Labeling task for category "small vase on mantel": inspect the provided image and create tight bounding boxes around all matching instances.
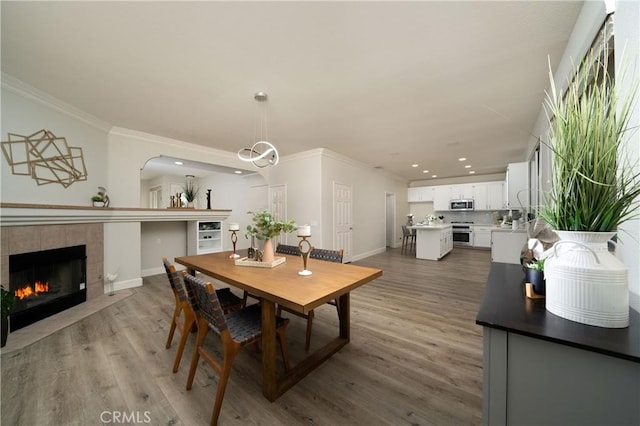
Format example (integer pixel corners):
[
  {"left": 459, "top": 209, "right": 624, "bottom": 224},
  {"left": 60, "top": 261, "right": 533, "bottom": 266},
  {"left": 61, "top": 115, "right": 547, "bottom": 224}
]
[
  {"left": 262, "top": 239, "right": 275, "bottom": 263},
  {"left": 545, "top": 231, "right": 629, "bottom": 328}
]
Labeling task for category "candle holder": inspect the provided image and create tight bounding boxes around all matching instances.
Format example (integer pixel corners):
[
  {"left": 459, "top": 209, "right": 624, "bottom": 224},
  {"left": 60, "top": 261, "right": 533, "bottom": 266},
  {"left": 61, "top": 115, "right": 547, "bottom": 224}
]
[
  {"left": 298, "top": 236, "right": 313, "bottom": 276},
  {"left": 229, "top": 230, "right": 240, "bottom": 259}
]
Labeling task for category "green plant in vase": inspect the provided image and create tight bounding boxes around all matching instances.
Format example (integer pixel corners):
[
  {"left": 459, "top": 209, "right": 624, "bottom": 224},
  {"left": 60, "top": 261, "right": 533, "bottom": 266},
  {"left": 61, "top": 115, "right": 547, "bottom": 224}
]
[
  {"left": 538, "top": 50, "right": 639, "bottom": 328},
  {"left": 182, "top": 176, "right": 200, "bottom": 208},
  {"left": 245, "top": 209, "right": 297, "bottom": 262}
]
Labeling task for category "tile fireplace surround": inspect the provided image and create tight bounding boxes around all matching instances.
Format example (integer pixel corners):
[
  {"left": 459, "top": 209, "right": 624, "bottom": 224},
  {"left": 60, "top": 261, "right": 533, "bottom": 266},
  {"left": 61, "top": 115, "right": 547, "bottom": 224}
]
[{"left": 1, "top": 223, "right": 104, "bottom": 301}]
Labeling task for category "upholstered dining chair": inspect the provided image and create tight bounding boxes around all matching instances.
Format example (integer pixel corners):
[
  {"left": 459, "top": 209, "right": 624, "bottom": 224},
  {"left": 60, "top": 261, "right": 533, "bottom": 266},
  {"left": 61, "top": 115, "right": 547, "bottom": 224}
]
[
  {"left": 401, "top": 225, "right": 416, "bottom": 254},
  {"left": 275, "top": 245, "right": 344, "bottom": 352},
  {"left": 162, "top": 257, "right": 242, "bottom": 373},
  {"left": 182, "top": 272, "right": 291, "bottom": 426}
]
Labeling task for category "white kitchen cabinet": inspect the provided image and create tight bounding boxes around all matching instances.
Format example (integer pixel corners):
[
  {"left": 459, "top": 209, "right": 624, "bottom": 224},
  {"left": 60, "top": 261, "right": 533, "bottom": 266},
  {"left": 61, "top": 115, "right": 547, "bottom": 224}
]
[
  {"left": 474, "top": 226, "right": 493, "bottom": 248},
  {"left": 408, "top": 186, "right": 433, "bottom": 202},
  {"left": 188, "top": 220, "right": 222, "bottom": 255},
  {"left": 474, "top": 183, "right": 489, "bottom": 210},
  {"left": 413, "top": 225, "right": 453, "bottom": 260},
  {"left": 449, "top": 184, "right": 474, "bottom": 200},
  {"left": 505, "top": 162, "right": 529, "bottom": 210},
  {"left": 491, "top": 229, "right": 528, "bottom": 264},
  {"left": 487, "top": 181, "right": 505, "bottom": 210},
  {"left": 433, "top": 186, "right": 450, "bottom": 211}
]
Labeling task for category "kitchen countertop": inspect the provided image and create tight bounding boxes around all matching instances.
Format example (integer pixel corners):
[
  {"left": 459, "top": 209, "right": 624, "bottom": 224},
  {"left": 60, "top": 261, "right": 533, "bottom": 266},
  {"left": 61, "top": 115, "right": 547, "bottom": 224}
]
[{"left": 408, "top": 224, "right": 452, "bottom": 230}]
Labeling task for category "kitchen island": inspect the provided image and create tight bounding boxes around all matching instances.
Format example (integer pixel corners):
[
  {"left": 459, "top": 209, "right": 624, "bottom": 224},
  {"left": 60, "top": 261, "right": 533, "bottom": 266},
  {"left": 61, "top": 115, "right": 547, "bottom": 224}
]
[{"left": 408, "top": 224, "right": 453, "bottom": 260}]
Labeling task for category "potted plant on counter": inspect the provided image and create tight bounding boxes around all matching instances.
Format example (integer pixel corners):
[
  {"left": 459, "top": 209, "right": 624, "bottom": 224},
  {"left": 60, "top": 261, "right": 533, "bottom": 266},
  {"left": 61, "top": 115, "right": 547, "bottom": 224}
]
[
  {"left": 539, "top": 50, "right": 640, "bottom": 328},
  {"left": 245, "top": 210, "right": 297, "bottom": 262},
  {"left": 524, "top": 259, "right": 545, "bottom": 295}
]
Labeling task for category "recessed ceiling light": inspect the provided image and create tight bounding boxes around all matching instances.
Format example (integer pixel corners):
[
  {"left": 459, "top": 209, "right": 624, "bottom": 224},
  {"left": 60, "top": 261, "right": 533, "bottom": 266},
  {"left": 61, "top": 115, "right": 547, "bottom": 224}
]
[
  {"left": 469, "top": 171, "right": 476, "bottom": 174},
  {"left": 422, "top": 170, "right": 429, "bottom": 173},
  {"left": 432, "top": 174, "right": 437, "bottom": 178},
  {"left": 174, "top": 161, "right": 183, "bottom": 165},
  {"left": 234, "top": 170, "right": 242, "bottom": 174},
  {"left": 458, "top": 157, "right": 466, "bottom": 162},
  {"left": 465, "top": 165, "right": 472, "bottom": 168},
  {"left": 411, "top": 164, "right": 419, "bottom": 168}
]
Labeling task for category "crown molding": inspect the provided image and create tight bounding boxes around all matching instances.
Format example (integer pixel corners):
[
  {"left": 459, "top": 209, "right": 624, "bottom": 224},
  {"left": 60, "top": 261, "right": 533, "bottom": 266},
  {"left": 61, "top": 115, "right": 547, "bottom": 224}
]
[{"left": 1, "top": 73, "right": 113, "bottom": 132}]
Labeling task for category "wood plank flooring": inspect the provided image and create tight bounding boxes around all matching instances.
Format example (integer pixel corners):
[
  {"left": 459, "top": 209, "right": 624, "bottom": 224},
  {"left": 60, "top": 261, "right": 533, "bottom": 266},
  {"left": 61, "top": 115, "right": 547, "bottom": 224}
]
[{"left": 1, "top": 247, "right": 491, "bottom": 425}]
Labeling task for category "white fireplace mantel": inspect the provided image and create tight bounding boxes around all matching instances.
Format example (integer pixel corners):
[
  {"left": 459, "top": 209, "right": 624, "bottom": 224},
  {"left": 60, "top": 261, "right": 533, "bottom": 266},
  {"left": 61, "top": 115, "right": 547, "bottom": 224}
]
[{"left": 0, "top": 203, "right": 232, "bottom": 226}]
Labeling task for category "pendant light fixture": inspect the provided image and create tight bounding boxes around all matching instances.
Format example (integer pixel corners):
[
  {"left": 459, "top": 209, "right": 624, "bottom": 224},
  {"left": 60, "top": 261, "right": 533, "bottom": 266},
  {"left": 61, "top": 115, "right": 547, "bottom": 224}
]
[{"left": 237, "top": 92, "right": 280, "bottom": 168}]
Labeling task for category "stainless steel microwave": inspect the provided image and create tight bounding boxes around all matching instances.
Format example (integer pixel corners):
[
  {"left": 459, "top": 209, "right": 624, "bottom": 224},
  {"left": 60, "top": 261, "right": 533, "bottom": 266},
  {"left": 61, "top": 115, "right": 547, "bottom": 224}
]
[{"left": 449, "top": 199, "right": 474, "bottom": 211}]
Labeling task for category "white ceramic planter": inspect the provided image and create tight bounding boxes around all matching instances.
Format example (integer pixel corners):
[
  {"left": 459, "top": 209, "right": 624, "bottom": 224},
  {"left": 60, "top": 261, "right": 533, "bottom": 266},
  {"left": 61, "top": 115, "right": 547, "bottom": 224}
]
[{"left": 545, "top": 231, "right": 629, "bottom": 328}]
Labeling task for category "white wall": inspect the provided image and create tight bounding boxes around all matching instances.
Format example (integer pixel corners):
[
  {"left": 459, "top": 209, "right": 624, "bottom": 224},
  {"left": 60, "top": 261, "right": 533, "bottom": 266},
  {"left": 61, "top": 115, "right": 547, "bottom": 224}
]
[
  {"left": 615, "top": 0, "right": 640, "bottom": 311},
  {"left": 140, "top": 221, "right": 187, "bottom": 276},
  {"left": 1, "top": 79, "right": 110, "bottom": 205},
  {"left": 267, "top": 149, "right": 323, "bottom": 247},
  {"left": 320, "top": 149, "right": 407, "bottom": 260}
]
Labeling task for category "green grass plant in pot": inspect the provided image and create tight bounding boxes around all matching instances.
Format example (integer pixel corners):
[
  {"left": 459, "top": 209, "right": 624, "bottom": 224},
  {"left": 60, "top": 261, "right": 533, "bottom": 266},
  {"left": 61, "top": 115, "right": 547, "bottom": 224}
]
[
  {"left": 1, "top": 285, "right": 15, "bottom": 347},
  {"left": 182, "top": 176, "right": 199, "bottom": 208},
  {"left": 245, "top": 210, "right": 297, "bottom": 263},
  {"left": 539, "top": 50, "right": 640, "bottom": 328}
]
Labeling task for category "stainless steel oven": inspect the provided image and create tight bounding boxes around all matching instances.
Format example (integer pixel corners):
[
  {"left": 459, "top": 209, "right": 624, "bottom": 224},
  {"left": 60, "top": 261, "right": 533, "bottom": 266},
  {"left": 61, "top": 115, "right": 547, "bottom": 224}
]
[{"left": 452, "top": 222, "right": 474, "bottom": 247}]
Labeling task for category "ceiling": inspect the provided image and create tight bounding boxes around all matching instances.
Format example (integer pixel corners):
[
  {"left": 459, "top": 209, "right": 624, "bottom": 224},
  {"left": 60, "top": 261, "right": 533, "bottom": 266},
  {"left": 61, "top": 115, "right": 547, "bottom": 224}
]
[{"left": 1, "top": 1, "right": 583, "bottom": 182}]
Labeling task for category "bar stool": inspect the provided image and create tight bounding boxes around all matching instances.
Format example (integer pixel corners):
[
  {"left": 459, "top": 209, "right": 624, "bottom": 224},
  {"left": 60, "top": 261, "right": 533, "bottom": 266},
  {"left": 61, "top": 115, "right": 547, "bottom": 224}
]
[{"left": 401, "top": 225, "right": 416, "bottom": 253}]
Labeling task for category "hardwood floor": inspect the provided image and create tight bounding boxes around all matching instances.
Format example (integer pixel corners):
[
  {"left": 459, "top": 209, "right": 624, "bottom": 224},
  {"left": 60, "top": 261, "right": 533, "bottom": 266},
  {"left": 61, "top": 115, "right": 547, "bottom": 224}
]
[{"left": 1, "top": 247, "right": 490, "bottom": 425}]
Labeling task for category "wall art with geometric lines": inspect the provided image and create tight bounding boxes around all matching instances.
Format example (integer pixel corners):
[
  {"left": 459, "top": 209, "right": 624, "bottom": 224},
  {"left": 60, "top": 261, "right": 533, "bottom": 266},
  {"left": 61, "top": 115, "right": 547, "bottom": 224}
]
[{"left": 1, "top": 129, "right": 87, "bottom": 187}]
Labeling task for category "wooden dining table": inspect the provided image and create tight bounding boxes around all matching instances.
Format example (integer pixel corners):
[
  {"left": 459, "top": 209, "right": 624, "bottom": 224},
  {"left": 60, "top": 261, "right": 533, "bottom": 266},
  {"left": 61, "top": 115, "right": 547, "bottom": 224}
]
[{"left": 174, "top": 250, "right": 383, "bottom": 401}]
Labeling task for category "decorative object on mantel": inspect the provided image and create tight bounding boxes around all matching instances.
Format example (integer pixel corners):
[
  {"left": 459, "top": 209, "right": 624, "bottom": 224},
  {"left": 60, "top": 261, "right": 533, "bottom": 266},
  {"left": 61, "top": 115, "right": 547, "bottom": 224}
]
[
  {"left": 237, "top": 92, "right": 280, "bottom": 168},
  {"left": 182, "top": 175, "right": 199, "bottom": 208},
  {"left": 206, "top": 189, "right": 212, "bottom": 210},
  {"left": 1, "top": 129, "right": 87, "bottom": 187},
  {"left": 229, "top": 223, "right": 240, "bottom": 259},
  {"left": 244, "top": 209, "right": 296, "bottom": 263},
  {"left": 1, "top": 284, "right": 15, "bottom": 348},
  {"left": 297, "top": 225, "right": 313, "bottom": 276},
  {"left": 539, "top": 50, "right": 640, "bottom": 328},
  {"left": 91, "top": 186, "right": 110, "bottom": 207}
]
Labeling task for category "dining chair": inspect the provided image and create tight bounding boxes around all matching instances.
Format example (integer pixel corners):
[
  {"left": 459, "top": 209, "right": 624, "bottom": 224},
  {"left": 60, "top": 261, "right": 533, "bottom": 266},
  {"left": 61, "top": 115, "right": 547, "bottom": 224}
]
[
  {"left": 401, "top": 225, "right": 416, "bottom": 254},
  {"left": 276, "top": 246, "right": 344, "bottom": 352},
  {"left": 162, "top": 257, "right": 242, "bottom": 373},
  {"left": 182, "top": 272, "right": 291, "bottom": 426}
]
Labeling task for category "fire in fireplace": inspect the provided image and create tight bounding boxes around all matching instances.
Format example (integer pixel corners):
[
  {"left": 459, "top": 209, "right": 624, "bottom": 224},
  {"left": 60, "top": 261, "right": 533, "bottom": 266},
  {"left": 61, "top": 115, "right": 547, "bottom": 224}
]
[{"left": 9, "top": 245, "right": 87, "bottom": 331}]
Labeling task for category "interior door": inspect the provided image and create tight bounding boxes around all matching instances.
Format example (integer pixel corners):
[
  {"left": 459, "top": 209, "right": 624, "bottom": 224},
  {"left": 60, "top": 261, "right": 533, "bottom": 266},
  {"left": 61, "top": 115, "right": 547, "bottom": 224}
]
[
  {"left": 334, "top": 182, "right": 353, "bottom": 263},
  {"left": 269, "top": 184, "right": 287, "bottom": 246}
]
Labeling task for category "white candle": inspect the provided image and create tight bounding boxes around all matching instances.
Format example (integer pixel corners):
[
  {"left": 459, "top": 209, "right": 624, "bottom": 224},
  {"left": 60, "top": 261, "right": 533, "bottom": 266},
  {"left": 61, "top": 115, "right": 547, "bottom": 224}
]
[
  {"left": 229, "top": 223, "right": 240, "bottom": 231},
  {"left": 297, "top": 225, "right": 311, "bottom": 237}
]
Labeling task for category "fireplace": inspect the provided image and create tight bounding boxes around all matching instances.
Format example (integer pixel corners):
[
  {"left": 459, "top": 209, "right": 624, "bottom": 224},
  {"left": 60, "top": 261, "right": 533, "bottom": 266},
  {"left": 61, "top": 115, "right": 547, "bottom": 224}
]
[{"left": 9, "top": 245, "right": 87, "bottom": 332}]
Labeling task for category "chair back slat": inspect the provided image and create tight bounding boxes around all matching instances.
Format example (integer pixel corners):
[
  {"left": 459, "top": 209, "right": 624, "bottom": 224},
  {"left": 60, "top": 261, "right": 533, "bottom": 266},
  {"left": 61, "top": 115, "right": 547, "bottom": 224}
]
[
  {"left": 162, "top": 257, "right": 187, "bottom": 302},
  {"left": 401, "top": 225, "right": 411, "bottom": 237},
  {"left": 276, "top": 244, "right": 301, "bottom": 256},
  {"left": 309, "top": 248, "right": 344, "bottom": 263},
  {"left": 183, "top": 273, "right": 228, "bottom": 333}
]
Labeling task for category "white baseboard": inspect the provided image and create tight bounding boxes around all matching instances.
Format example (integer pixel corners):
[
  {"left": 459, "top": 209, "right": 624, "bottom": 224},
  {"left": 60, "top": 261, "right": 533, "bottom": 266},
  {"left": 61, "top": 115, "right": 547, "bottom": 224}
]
[
  {"left": 103, "top": 277, "right": 142, "bottom": 294},
  {"left": 351, "top": 247, "right": 387, "bottom": 262},
  {"left": 141, "top": 266, "right": 165, "bottom": 277}
]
